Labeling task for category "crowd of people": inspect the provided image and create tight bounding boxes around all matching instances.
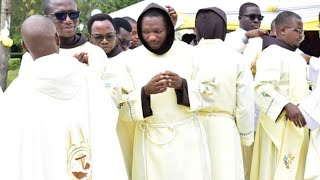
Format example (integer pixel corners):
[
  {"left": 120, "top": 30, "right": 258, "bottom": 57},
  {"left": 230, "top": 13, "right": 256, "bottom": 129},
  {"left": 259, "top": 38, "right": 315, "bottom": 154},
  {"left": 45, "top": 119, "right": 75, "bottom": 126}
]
[{"left": 0, "top": 0, "right": 319, "bottom": 179}]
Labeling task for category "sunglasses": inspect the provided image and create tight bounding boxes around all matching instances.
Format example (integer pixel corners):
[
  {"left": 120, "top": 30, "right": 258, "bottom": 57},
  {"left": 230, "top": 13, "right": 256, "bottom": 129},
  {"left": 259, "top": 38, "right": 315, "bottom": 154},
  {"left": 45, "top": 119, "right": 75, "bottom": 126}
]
[
  {"left": 49, "top": 11, "right": 80, "bottom": 21},
  {"left": 242, "top": 14, "right": 264, "bottom": 21},
  {"left": 286, "top": 27, "right": 304, "bottom": 34},
  {"left": 91, "top": 33, "right": 116, "bottom": 42},
  {"left": 118, "top": 36, "right": 133, "bottom": 48}
]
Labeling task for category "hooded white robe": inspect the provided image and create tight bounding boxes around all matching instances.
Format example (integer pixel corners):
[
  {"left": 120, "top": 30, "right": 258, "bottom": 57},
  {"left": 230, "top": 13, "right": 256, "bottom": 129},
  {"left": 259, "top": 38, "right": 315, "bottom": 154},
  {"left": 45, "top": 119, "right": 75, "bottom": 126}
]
[{"left": 0, "top": 53, "right": 126, "bottom": 180}]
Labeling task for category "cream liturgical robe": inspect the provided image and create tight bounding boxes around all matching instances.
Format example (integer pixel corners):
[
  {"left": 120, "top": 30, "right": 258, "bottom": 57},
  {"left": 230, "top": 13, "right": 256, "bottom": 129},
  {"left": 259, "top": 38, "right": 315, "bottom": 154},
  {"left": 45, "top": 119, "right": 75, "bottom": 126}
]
[
  {"left": 116, "top": 41, "right": 211, "bottom": 180},
  {"left": 300, "top": 58, "right": 320, "bottom": 180},
  {"left": 19, "top": 42, "right": 107, "bottom": 78},
  {"left": 252, "top": 45, "right": 310, "bottom": 180},
  {"left": 0, "top": 54, "right": 127, "bottom": 180},
  {"left": 188, "top": 39, "right": 254, "bottom": 180}
]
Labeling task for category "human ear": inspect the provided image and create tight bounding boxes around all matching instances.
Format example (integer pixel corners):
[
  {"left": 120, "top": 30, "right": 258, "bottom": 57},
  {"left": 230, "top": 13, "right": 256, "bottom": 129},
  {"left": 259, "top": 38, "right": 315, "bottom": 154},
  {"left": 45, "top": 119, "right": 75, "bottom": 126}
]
[
  {"left": 22, "top": 41, "right": 29, "bottom": 52},
  {"left": 55, "top": 32, "right": 60, "bottom": 47}
]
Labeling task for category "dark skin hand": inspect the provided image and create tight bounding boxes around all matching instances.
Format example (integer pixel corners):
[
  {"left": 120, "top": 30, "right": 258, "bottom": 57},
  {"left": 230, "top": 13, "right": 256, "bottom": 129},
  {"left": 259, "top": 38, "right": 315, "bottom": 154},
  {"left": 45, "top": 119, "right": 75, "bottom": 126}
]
[
  {"left": 74, "top": 52, "right": 88, "bottom": 65},
  {"left": 166, "top": 5, "right": 178, "bottom": 27},
  {"left": 284, "top": 102, "right": 306, "bottom": 128},
  {"left": 143, "top": 71, "right": 183, "bottom": 96},
  {"left": 245, "top": 29, "right": 269, "bottom": 39},
  {"left": 162, "top": 70, "right": 183, "bottom": 90}
]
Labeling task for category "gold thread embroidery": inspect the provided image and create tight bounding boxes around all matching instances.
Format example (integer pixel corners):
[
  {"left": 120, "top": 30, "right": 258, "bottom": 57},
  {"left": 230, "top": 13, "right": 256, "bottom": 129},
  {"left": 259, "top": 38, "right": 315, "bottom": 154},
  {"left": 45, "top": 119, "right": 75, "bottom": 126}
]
[{"left": 67, "top": 129, "right": 92, "bottom": 180}]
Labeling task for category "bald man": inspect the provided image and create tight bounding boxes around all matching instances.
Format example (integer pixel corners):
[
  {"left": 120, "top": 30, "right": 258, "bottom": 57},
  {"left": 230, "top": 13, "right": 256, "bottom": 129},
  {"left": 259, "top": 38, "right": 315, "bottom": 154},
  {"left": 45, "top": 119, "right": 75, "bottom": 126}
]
[
  {"left": 0, "top": 15, "right": 126, "bottom": 180},
  {"left": 19, "top": 0, "right": 107, "bottom": 79}
]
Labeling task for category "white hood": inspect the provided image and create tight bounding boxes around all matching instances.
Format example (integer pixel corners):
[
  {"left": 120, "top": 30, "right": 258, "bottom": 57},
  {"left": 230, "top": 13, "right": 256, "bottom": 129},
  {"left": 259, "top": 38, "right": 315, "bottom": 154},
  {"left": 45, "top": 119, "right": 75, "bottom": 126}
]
[{"left": 32, "top": 53, "right": 87, "bottom": 100}]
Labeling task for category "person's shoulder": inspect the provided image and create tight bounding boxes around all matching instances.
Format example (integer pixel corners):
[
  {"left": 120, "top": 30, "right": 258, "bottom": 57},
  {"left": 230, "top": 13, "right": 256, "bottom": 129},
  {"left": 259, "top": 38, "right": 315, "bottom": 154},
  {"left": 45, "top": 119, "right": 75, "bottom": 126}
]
[{"left": 83, "top": 42, "right": 107, "bottom": 54}]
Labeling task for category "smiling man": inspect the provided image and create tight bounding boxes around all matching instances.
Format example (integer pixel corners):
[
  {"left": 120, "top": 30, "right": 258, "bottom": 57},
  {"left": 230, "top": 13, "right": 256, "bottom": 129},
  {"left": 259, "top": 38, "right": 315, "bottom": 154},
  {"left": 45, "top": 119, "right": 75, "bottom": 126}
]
[{"left": 19, "top": 0, "right": 107, "bottom": 78}]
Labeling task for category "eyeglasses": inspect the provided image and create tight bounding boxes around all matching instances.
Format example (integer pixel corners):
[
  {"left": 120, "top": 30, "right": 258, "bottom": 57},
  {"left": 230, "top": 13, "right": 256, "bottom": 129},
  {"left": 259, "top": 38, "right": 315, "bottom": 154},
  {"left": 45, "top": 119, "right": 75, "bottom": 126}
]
[
  {"left": 91, "top": 33, "right": 116, "bottom": 42},
  {"left": 49, "top": 11, "right": 80, "bottom": 21},
  {"left": 242, "top": 14, "right": 264, "bottom": 21},
  {"left": 286, "top": 27, "right": 304, "bottom": 34},
  {"left": 117, "top": 36, "right": 133, "bottom": 48}
]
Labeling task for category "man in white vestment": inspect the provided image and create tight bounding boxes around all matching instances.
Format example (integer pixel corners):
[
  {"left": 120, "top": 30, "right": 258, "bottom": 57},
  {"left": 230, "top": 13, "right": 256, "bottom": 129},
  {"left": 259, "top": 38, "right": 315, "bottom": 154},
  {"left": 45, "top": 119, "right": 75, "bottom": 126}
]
[
  {"left": 109, "top": 3, "right": 211, "bottom": 180},
  {"left": 189, "top": 7, "right": 254, "bottom": 180},
  {"left": 0, "top": 15, "right": 126, "bottom": 180},
  {"left": 225, "top": 3, "right": 267, "bottom": 179},
  {"left": 19, "top": 0, "right": 107, "bottom": 78},
  {"left": 251, "top": 11, "right": 310, "bottom": 180}
]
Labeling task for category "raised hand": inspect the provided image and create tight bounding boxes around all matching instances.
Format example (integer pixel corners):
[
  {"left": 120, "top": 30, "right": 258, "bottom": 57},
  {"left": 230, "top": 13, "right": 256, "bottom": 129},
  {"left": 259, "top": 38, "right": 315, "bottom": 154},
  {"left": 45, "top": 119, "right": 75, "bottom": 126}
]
[
  {"left": 245, "top": 29, "right": 269, "bottom": 39},
  {"left": 166, "top": 5, "right": 178, "bottom": 27},
  {"left": 74, "top": 52, "right": 88, "bottom": 65}
]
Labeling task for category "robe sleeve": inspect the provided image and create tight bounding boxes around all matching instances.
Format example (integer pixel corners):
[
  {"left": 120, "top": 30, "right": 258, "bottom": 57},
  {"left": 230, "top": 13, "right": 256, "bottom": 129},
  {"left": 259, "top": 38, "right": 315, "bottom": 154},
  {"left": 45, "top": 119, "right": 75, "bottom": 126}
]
[
  {"left": 236, "top": 61, "right": 255, "bottom": 146},
  {"left": 118, "top": 89, "right": 145, "bottom": 121},
  {"left": 87, "top": 44, "right": 108, "bottom": 79},
  {"left": 225, "top": 30, "right": 247, "bottom": 54},
  {"left": 175, "top": 78, "right": 190, "bottom": 107},
  {"left": 187, "top": 78, "right": 217, "bottom": 112},
  {"left": 254, "top": 47, "right": 290, "bottom": 122},
  {"left": 299, "top": 83, "right": 320, "bottom": 126},
  {"left": 308, "top": 57, "right": 320, "bottom": 89},
  {"left": 141, "top": 87, "right": 153, "bottom": 118},
  {"left": 186, "top": 55, "right": 221, "bottom": 111}
]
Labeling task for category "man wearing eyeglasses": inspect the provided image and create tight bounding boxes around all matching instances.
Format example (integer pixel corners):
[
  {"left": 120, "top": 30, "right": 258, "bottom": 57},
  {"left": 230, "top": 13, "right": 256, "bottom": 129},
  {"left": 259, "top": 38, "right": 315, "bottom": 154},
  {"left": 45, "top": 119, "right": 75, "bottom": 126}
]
[
  {"left": 19, "top": 0, "right": 107, "bottom": 78},
  {"left": 114, "top": 17, "right": 133, "bottom": 51},
  {"left": 251, "top": 11, "right": 311, "bottom": 180},
  {"left": 123, "top": 16, "right": 141, "bottom": 49},
  {"left": 88, "top": 13, "right": 124, "bottom": 59}
]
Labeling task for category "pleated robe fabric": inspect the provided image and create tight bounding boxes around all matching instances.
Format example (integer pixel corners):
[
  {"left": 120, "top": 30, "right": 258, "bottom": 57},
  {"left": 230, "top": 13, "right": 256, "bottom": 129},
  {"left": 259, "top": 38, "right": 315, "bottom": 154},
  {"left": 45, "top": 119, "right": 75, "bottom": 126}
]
[
  {"left": 116, "top": 41, "right": 211, "bottom": 180},
  {"left": 0, "top": 54, "right": 127, "bottom": 180},
  {"left": 251, "top": 45, "right": 310, "bottom": 180},
  {"left": 188, "top": 39, "right": 254, "bottom": 180}
]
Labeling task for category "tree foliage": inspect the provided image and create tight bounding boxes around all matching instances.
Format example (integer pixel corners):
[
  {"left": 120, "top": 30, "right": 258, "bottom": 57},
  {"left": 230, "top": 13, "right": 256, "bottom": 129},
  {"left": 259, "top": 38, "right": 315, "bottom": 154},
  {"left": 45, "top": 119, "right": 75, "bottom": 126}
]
[{"left": 9, "top": 0, "right": 143, "bottom": 51}]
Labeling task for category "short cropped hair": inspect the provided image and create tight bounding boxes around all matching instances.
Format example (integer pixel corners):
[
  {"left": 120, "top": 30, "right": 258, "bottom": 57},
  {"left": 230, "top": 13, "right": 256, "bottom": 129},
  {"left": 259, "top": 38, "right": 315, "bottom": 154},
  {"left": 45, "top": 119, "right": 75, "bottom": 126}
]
[
  {"left": 123, "top": 16, "right": 137, "bottom": 24},
  {"left": 274, "top": 11, "right": 301, "bottom": 29},
  {"left": 87, "top": 13, "right": 114, "bottom": 34},
  {"left": 239, "top": 2, "right": 259, "bottom": 16},
  {"left": 42, "top": 0, "right": 77, "bottom": 14},
  {"left": 113, "top": 18, "right": 132, "bottom": 33}
]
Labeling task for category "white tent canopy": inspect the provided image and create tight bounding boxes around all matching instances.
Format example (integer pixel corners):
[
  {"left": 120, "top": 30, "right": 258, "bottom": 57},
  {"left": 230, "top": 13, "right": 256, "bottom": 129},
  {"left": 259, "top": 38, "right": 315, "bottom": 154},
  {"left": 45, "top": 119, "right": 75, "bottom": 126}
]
[{"left": 109, "top": 0, "right": 320, "bottom": 30}]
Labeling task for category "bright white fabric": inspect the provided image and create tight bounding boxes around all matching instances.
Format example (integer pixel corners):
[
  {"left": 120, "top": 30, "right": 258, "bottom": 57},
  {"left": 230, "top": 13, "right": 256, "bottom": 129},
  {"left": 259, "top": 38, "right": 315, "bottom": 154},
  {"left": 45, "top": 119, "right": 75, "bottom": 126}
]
[
  {"left": 0, "top": 53, "right": 126, "bottom": 180},
  {"left": 189, "top": 39, "right": 254, "bottom": 180},
  {"left": 18, "top": 42, "right": 107, "bottom": 79}
]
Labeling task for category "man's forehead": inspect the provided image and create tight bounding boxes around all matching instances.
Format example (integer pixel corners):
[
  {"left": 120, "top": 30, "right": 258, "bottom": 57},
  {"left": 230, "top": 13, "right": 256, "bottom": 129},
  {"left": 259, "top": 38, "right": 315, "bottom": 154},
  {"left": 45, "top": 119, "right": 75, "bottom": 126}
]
[
  {"left": 47, "top": 0, "right": 77, "bottom": 12},
  {"left": 244, "top": 6, "right": 261, "bottom": 14}
]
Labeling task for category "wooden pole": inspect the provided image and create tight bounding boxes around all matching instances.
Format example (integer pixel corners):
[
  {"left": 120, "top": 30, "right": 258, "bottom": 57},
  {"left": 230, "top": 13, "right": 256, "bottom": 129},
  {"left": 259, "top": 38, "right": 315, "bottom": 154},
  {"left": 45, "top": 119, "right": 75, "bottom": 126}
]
[{"left": 0, "top": 0, "right": 11, "bottom": 91}]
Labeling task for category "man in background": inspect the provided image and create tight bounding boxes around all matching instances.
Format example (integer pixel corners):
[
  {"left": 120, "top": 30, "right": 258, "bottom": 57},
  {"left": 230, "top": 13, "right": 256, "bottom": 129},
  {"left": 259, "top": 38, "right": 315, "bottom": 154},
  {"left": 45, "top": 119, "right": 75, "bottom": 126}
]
[
  {"left": 19, "top": 0, "right": 107, "bottom": 78},
  {"left": 88, "top": 13, "right": 124, "bottom": 58},
  {"left": 114, "top": 17, "right": 133, "bottom": 51},
  {"left": 123, "top": 16, "right": 140, "bottom": 49}
]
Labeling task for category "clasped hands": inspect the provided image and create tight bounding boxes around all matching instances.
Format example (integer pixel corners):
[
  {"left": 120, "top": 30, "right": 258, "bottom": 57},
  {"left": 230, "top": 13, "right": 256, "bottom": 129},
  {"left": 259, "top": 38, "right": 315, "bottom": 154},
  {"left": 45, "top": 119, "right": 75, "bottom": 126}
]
[{"left": 143, "top": 71, "right": 183, "bottom": 96}]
